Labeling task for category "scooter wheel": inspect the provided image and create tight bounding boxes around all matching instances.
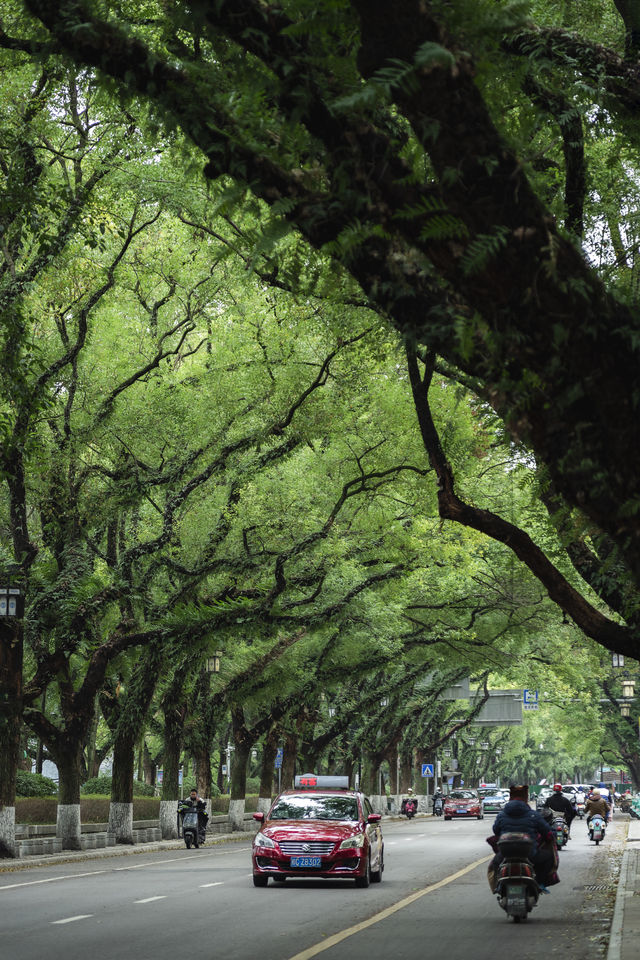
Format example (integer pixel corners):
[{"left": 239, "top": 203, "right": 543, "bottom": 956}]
[{"left": 185, "top": 837, "right": 192, "bottom": 849}]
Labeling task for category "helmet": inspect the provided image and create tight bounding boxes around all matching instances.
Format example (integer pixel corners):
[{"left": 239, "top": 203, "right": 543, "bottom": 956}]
[
  {"left": 553, "top": 783, "right": 562, "bottom": 792},
  {"left": 407, "top": 787, "right": 413, "bottom": 794}
]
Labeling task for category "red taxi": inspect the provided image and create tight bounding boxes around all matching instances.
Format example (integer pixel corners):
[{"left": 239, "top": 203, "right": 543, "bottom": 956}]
[
  {"left": 252, "top": 774, "right": 384, "bottom": 888},
  {"left": 443, "top": 789, "right": 483, "bottom": 820}
]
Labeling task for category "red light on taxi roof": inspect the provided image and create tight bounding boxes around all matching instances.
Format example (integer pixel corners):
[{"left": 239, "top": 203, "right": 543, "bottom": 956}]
[{"left": 294, "top": 774, "right": 350, "bottom": 790}]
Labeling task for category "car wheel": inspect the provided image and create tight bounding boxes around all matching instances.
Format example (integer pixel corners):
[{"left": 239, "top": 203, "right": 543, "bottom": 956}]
[
  {"left": 477, "top": 814, "right": 484, "bottom": 820},
  {"left": 444, "top": 816, "right": 452, "bottom": 821},
  {"left": 371, "top": 849, "right": 383, "bottom": 883},
  {"left": 355, "top": 855, "right": 371, "bottom": 888},
  {"left": 253, "top": 874, "right": 269, "bottom": 887}
]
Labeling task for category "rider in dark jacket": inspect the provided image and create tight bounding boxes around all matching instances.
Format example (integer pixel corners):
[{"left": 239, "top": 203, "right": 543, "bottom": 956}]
[
  {"left": 543, "top": 784, "right": 576, "bottom": 829},
  {"left": 179, "top": 789, "right": 209, "bottom": 841},
  {"left": 491, "top": 784, "right": 558, "bottom": 889}
]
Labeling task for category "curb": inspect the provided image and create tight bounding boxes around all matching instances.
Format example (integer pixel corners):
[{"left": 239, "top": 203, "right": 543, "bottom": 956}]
[{"left": 0, "top": 832, "right": 251, "bottom": 874}]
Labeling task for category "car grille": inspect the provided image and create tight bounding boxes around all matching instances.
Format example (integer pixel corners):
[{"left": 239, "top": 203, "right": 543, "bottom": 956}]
[{"left": 278, "top": 841, "right": 336, "bottom": 856}]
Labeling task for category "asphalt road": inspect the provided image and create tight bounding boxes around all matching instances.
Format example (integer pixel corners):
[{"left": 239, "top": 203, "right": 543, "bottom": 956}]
[{"left": 0, "top": 816, "right": 625, "bottom": 960}]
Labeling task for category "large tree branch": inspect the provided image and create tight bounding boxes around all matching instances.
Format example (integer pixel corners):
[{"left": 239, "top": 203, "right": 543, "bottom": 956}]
[{"left": 405, "top": 341, "right": 637, "bottom": 656}]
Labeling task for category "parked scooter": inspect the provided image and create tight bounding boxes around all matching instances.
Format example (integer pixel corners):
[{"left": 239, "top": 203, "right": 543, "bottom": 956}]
[
  {"left": 494, "top": 832, "right": 540, "bottom": 923},
  {"left": 178, "top": 799, "right": 207, "bottom": 849},
  {"left": 401, "top": 796, "right": 417, "bottom": 819},
  {"left": 588, "top": 814, "right": 606, "bottom": 845}
]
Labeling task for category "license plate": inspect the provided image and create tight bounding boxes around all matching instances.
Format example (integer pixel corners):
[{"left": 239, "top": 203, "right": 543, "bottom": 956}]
[
  {"left": 506, "top": 883, "right": 526, "bottom": 906},
  {"left": 457, "top": 808, "right": 467, "bottom": 813},
  {"left": 290, "top": 856, "right": 322, "bottom": 868}
]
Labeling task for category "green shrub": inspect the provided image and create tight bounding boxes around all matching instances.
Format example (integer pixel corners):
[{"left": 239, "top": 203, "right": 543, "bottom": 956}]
[
  {"left": 16, "top": 797, "right": 58, "bottom": 823},
  {"left": 80, "top": 775, "right": 155, "bottom": 797},
  {"left": 16, "top": 795, "right": 162, "bottom": 824},
  {"left": 81, "top": 775, "right": 113, "bottom": 795},
  {"left": 16, "top": 771, "right": 58, "bottom": 797}
]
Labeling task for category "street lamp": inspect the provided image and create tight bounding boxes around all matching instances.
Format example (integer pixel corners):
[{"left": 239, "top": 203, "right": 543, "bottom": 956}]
[
  {"left": 622, "top": 679, "right": 636, "bottom": 699},
  {"left": 0, "top": 565, "right": 24, "bottom": 619},
  {"left": 205, "top": 650, "right": 223, "bottom": 673}
]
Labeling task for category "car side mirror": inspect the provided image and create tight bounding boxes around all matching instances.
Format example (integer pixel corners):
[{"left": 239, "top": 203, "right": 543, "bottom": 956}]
[
  {"left": 252, "top": 811, "right": 265, "bottom": 822},
  {"left": 367, "top": 813, "right": 382, "bottom": 824}
]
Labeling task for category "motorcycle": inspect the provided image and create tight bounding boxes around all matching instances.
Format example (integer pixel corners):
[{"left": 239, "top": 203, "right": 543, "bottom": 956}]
[
  {"left": 576, "top": 800, "right": 586, "bottom": 819},
  {"left": 433, "top": 796, "right": 444, "bottom": 817},
  {"left": 588, "top": 814, "right": 606, "bottom": 845},
  {"left": 401, "top": 797, "right": 417, "bottom": 819},
  {"left": 178, "top": 799, "right": 207, "bottom": 849},
  {"left": 494, "top": 832, "right": 539, "bottom": 923},
  {"left": 553, "top": 815, "right": 569, "bottom": 849}
]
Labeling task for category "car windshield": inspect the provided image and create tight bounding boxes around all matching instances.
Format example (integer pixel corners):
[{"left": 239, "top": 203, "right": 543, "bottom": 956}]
[
  {"left": 449, "top": 791, "right": 476, "bottom": 800},
  {"left": 482, "top": 790, "right": 502, "bottom": 798},
  {"left": 269, "top": 795, "right": 360, "bottom": 821}
]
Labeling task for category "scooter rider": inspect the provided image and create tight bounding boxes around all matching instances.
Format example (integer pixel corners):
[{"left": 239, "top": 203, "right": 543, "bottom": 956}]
[
  {"left": 543, "top": 783, "right": 576, "bottom": 834},
  {"left": 491, "top": 784, "right": 558, "bottom": 890},
  {"left": 180, "top": 788, "right": 209, "bottom": 842},
  {"left": 584, "top": 788, "right": 610, "bottom": 825},
  {"left": 432, "top": 788, "right": 444, "bottom": 815},
  {"left": 401, "top": 787, "right": 417, "bottom": 815}
]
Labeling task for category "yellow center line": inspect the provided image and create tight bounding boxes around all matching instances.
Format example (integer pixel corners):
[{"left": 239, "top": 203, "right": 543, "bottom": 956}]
[{"left": 287, "top": 855, "right": 492, "bottom": 960}]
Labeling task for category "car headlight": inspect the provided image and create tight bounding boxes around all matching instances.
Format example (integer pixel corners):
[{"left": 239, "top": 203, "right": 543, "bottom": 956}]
[
  {"left": 253, "top": 832, "right": 276, "bottom": 849},
  {"left": 339, "top": 833, "right": 366, "bottom": 850}
]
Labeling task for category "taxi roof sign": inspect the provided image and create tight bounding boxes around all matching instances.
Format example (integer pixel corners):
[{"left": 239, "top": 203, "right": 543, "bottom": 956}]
[{"left": 294, "top": 774, "right": 350, "bottom": 790}]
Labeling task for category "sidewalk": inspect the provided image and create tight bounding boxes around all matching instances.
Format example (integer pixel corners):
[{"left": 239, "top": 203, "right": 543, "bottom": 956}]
[{"left": 608, "top": 817, "right": 640, "bottom": 960}]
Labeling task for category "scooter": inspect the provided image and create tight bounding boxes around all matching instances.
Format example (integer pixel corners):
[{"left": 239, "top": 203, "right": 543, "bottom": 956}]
[
  {"left": 576, "top": 800, "right": 586, "bottom": 819},
  {"left": 402, "top": 797, "right": 417, "bottom": 819},
  {"left": 553, "top": 815, "right": 569, "bottom": 849},
  {"left": 178, "top": 800, "right": 207, "bottom": 849},
  {"left": 494, "top": 832, "right": 539, "bottom": 923},
  {"left": 433, "top": 795, "right": 444, "bottom": 817},
  {"left": 588, "top": 814, "right": 606, "bottom": 845}
]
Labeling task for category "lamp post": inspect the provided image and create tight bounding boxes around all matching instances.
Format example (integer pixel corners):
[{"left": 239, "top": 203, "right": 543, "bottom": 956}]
[{"left": 0, "top": 564, "right": 25, "bottom": 842}]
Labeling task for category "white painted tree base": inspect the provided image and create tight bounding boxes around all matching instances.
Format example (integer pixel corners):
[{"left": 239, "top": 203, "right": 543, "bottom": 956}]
[
  {"left": 56, "top": 804, "right": 81, "bottom": 850},
  {"left": 160, "top": 799, "right": 179, "bottom": 839},
  {"left": 228, "top": 798, "right": 246, "bottom": 830},
  {"left": 109, "top": 801, "right": 134, "bottom": 843},
  {"left": 0, "top": 806, "right": 16, "bottom": 858},
  {"left": 257, "top": 797, "right": 272, "bottom": 814}
]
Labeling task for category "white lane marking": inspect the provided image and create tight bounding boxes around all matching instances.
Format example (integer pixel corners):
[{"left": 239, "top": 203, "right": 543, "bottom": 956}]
[
  {"left": 0, "top": 870, "right": 106, "bottom": 891},
  {"left": 287, "top": 855, "right": 492, "bottom": 960},
  {"left": 200, "top": 882, "right": 224, "bottom": 888},
  {"left": 386, "top": 841, "right": 397, "bottom": 845},
  {"left": 134, "top": 896, "right": 167, "bottom": 904},
  {"left": 113, "top": 851, "right": 227, "bottom": 871},
  {"left": 52, "top": 915, "right": 93, "bottom": 925}
]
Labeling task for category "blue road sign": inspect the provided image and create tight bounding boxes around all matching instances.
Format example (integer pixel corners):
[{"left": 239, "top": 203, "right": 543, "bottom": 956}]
[
  {"left": 421, "top": 763, "right": 434, "bottom": 778},
  {"left": 275, "top": 748, "right": 284, "bottom": 769},
  {"left": 523, "top": 689, "right": 539, "bottom": 711}
]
